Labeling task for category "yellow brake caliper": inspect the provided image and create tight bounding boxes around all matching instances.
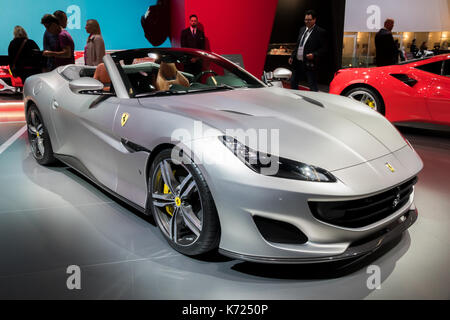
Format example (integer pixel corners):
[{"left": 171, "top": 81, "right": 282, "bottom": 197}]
[
  {"left": 366, "top": 99, "right": 376, "bottom": 109},
  {"left": 163, "top": 183, "right": 174, "bottom": 216},
  {"left": 156, "top": 167, "right": 178, "bottom": 216}
]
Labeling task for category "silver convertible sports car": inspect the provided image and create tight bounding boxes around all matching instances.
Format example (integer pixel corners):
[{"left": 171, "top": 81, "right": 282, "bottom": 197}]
[{"left": 24, "top": 48, "right": 423, "bottom": 263}]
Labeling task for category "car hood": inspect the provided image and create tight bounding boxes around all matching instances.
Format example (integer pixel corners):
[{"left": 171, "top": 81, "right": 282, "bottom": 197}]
[{"left": 139, "top": 87, "right": 407, "bottom": 171}]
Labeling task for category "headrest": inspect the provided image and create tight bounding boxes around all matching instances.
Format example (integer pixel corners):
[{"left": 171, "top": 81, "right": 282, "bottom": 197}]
[
  {"left": 159, "top": 62, "right": 178, "bottom": 80},
  {"left": 94, "top": 63, "right": 111, "bottom": 84}
]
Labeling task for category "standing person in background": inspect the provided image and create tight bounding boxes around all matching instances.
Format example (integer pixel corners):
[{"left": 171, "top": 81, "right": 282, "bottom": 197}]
[
  {"left": 420, "top": 42, "right": 428, "bottom": 51},
  {"left": 394, "top": 40, "right": 406, "bottom": 63},
  {"left": 42, "top": 10, "right": 69, "bottom": 71},
  {"left": 180, "top": 14, "right": 205, "bottom": 75},
  {"left": 8, "top": 26, "right": 42, "bottom": 82},
  {"left": 442, "top": 41, "right": 449, "bottom": 50},
  {"left": 180, "top": 14, "right": 205, "bottom": 49},
  {"left": 84, "top": 19, "right": 105, "bottom": 66},
  {"left": 410, "top": 39, "right": 418, "bottom": 55},
  {"left": 375, "top": 18, "right": 396, "bottom": 66},
  {"left": 288, "top": 10, "right": 327, "bottom": 92},
  {"left": 41, "top": 14, "right": 75, "bottom": 69},
  {"left": 53, "top": 10, "right": 68, "bottom": 30}
]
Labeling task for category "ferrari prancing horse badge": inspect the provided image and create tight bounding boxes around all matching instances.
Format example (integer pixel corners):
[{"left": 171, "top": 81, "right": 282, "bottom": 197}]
[
  {"left": 121, "top": 113, "right": 129, "bottom": 127},
  {"left": 385, "top": 162, "right": 395, "bottom": 173}
]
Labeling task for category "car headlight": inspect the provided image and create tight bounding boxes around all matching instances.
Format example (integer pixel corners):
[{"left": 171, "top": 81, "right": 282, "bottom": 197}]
[{"left": 220, "top": 136, "right": 336, "bottom": 182}]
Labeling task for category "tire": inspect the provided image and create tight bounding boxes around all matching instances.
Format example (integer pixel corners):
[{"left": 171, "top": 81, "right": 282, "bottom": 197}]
[
  {"left": 345, "top": 87, "right": 385, "bottom": 115},
  {"left": 148, "top": 148, "right": 221, "bottom": 256},
  {"left": 26, "top": 104, "right": 56, "bottom": 165}
]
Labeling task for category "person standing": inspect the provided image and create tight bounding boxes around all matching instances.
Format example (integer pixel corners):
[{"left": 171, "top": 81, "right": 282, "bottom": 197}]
[
  {"left": 41, "top": 14, "right": 75, "bottom": 69},
  {"left": 375, "top": 18, "right": 396, "bottom": 67},
  {"left": 420, "top": 41, "right": 428, "bottom": 51},
  {"left": 43, "top": 25, "right": 58, "bottom": 71},
  {"left": 8, "top": 26, "right": 42, "bottom": 82},
  {"left": 180, "top": 14, "right": 205, "bottom": 49},
  {"left": 84, "top": 19, "right": 106, "bottom": 66},
  {"left": 288, "top": 10, "right": 327, "bottom": 92},
  {"left": 410, "top": 39, "right": 418, "bottom": 55},
  {"left": 53, "top": 10, "right": 68, "bottom": 30},
  {"left": 43, "top": 10, "right": 69, "bottom": 71},
  {"left": 180, "top": 14, "right": 205, "bottom": 76}
]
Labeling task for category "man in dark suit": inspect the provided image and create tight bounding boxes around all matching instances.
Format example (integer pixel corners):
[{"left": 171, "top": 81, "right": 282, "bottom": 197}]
[
  {"left": 375, "top": 19, "right": 397, "bottom": 67},
  {"left": 289, "top": 10, "right": 327, "bottom": 92},
  {"left": 180, "top": 14, "right": 205, "bottom": 49},
  {"left": 180, "top": 14, "right": 205, "bottom": 75}
]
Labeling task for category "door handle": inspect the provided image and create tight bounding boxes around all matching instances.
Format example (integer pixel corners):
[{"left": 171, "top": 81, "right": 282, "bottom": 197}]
[{"left": 52, "top": 100, "right": 59, "bottom": 109}]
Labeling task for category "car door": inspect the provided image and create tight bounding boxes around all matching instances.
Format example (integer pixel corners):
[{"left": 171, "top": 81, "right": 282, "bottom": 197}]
[
  {"left": 51, "top": 77, "right": 121, "bottom": 192},
  {"left": 427, "top": 59, "right": 450, "bottom": 125}
]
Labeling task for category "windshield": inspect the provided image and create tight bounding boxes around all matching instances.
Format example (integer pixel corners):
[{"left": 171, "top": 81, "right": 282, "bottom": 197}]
[{"left": 110, "top": 49, "right": 265, "bottom": 97}]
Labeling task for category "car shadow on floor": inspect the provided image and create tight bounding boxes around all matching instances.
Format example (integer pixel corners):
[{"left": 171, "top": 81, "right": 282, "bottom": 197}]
[{"left": 64, "top": 167, "right": 158, "bottom": 226}]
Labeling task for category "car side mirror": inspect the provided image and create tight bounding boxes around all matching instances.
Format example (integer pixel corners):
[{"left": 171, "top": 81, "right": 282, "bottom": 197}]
[
  {"left": 273, "top": 68, "right": 292, "bottom": 80},
  {"left": 69, "top": 77, "right": 104, "bottom": 94},
  {"left": 262, "top": 68, "right": 292, "bottom": 88}
]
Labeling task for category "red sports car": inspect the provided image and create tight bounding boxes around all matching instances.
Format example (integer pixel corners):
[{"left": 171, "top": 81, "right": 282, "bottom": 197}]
[
  {"left": 329, "top": 54, "right": 450, "bottom": 126},
  {"left": 0, "top": 65, "right": 22, "bottom": 93}
]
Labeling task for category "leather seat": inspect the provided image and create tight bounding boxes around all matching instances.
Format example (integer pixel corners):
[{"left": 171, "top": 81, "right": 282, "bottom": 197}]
[
  {"left": 155, "top": 62, "right": 189, "bottom": 91},
  {"left": 93, "top": 63, "right": 111, "bottom": 91}
]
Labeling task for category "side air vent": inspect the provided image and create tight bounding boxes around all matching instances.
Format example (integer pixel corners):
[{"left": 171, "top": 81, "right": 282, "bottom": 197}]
[
  {"left": 121, "top": 138, "right": 150, "bottom": 153},
  {"left": 220, "top": 110, "right": 254, "bottom": 116},
  {"left": 253, "top": 216, "right": 308, "bottom": 244},
  {"left": 390, "top": 74, "right": 418, "bottom": 87}
]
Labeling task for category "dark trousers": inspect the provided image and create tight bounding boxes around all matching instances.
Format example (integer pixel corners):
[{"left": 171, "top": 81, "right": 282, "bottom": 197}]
[{"left": 290, "top": 58, "right": 318, "bottom": 92}]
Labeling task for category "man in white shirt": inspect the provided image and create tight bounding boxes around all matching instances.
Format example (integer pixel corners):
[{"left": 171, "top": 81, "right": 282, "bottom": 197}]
[{"left": 288, "top": 10, "right": 327, "bottom": 92}]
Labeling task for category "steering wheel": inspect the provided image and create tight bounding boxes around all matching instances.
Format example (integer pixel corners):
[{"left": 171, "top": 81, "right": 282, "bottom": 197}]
[{"left": 193, "top": 70, "right": 217, "bottom": 83}]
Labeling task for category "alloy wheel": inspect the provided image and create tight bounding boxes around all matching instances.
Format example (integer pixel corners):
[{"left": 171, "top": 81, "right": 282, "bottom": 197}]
[
  {"left": 151, "top": 159, "right": 203, "bottom": 246},
  {"left": 348, "top": 90, "right": 378, "bottom": 111},
  {"left": 27, "top": 109, "right": 45, "bottom": 160}
]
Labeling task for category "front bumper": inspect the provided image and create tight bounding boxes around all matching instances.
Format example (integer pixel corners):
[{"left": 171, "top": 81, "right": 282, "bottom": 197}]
[
  {"left": 190, "top": 137, "right": 423, "bottom": 263},
  {"left": 219, "top": 208, "right": 417, "bottom": 264}
]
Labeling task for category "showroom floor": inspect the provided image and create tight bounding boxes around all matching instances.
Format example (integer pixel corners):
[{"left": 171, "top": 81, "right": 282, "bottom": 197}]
[{"left": 0, "top": 115, "right": 449, "bottom": 299}]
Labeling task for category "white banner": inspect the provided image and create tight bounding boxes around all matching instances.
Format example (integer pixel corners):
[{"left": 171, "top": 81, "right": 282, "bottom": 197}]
[{"left": 344, "top": 0, "right": 450, "bottom": 32}]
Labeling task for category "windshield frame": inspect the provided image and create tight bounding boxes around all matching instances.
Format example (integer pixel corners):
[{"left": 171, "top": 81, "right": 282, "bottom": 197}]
[{"left": 110, "top": 48, "right": 266, "bottom": 98}]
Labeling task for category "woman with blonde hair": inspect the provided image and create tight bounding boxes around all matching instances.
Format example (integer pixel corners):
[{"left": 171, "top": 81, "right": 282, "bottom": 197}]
[
  {"left": 84, "top": 19, "right": 106, "bottom": 66},
  {"left": 8, "top": 26, "right": 42, "bottom": 82}
]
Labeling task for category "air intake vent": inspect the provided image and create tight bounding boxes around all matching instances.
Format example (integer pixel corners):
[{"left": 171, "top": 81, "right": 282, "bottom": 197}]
[
  {"left": 301, "top": 96, "right": 324, "bottom": 108},
  {"left": 253, "top": 216, "right": 308, "bottom": 244},
  {"left": 390, "top": 74, "right": 418, "bottom": 87},
  {"left": 309, "top": 177, "right": 417, "bottom": 228}
]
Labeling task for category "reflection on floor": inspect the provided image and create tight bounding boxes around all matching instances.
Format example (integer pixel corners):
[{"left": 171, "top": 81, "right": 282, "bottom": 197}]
[
  {"left": 0, "top": 100, "right": 24, "bottom": 122},
  {"left": 0, "top": 121, "right": 448, "bottom": 299}
]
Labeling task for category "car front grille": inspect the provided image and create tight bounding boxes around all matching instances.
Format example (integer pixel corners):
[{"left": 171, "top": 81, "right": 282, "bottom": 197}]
[{"left": 308, "top": 177, "right": 417, "bottom": 228}]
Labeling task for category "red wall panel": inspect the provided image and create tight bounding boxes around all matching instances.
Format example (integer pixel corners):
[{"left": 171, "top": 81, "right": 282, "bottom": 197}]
[{"left": 171, "top": 0, "right": 278, "bottom": 78}]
